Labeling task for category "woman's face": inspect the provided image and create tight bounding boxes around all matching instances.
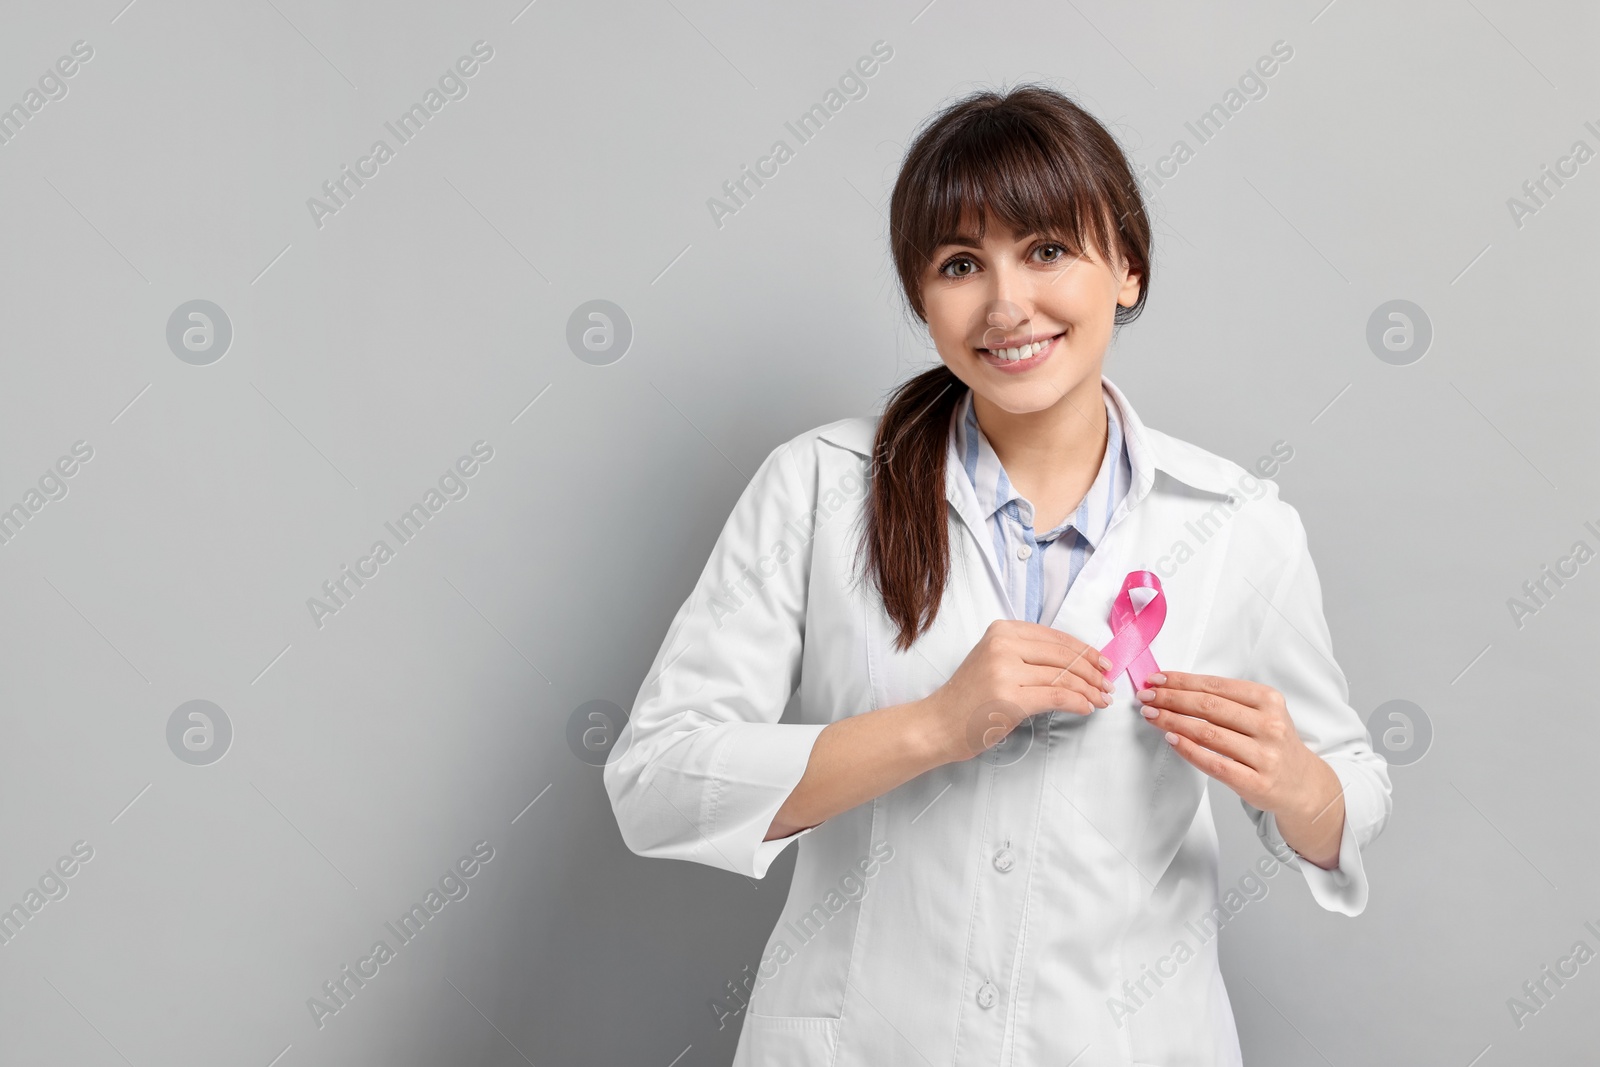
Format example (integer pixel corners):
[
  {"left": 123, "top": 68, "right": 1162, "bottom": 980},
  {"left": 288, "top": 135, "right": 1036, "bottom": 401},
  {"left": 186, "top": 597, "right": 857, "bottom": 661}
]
[{"left": 920, "top": 213, "right": 1141, "bottom": 415}]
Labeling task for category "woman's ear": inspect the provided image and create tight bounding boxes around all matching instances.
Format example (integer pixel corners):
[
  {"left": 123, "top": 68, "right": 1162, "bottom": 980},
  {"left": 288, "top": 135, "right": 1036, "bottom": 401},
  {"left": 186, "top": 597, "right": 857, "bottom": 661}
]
[
  {"left": 1102, "top": 231, "right": 1141, "bottom": 308},
  {"left": 1117, "top": 267, "right": 1143, "bottom": 308}
]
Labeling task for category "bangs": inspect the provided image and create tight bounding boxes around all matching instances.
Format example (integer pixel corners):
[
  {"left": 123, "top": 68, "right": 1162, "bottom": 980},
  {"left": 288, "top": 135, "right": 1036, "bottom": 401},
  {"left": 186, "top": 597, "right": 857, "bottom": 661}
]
[
  {"left": 917, "top": 118, "right": 1110, "bottom": 262},
  {"left": 887, "top": 84, "right": 1150, "bottom": 323}
]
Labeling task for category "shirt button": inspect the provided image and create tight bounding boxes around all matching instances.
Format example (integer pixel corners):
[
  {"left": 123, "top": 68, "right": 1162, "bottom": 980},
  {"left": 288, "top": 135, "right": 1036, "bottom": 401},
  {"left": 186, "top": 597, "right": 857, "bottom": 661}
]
[
  {"left": 976, "top": 980, "right": 998, "bottom": 1009},
  {"left": 993, "top": 848, "right": 1015, "bottom": 872},
  {"left": 1016, "top": 544, "right": 1033, "bottom": 560}
]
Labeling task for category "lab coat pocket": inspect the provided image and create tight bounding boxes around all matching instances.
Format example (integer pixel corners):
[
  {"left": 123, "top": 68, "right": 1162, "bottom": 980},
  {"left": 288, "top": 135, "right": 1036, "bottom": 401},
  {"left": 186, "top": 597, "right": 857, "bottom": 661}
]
[{"left": 734, "top": 1010, "right": 841, "bottom": 1067}]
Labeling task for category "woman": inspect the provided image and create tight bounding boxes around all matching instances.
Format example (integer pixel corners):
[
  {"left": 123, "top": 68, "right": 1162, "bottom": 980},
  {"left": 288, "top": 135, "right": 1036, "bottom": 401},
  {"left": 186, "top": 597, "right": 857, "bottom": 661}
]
[{"left": 604, "top": 84, "right": 1392, "bottom": 1066}]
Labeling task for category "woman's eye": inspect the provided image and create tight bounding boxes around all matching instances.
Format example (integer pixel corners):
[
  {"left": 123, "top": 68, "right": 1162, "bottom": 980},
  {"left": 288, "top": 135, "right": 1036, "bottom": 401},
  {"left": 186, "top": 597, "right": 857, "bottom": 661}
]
[
  {"left": 1037, "top": 243, "right": 1071, "bottom": 264},
  {"left": 940, "top": 256, "right": 975, "bottom": 278}
]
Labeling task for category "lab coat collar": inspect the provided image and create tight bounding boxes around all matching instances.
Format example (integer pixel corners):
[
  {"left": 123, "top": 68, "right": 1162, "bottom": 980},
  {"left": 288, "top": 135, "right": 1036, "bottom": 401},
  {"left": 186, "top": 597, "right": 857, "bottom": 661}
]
[{"left": 816, "top": 373, "right": 1240, "bottom": 504}]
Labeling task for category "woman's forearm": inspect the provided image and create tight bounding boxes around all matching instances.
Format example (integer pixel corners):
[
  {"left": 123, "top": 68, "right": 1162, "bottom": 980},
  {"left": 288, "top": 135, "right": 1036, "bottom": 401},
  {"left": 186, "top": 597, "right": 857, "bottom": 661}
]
[{"left": 764, "top": 699, "right": 951, "bottom": 841}]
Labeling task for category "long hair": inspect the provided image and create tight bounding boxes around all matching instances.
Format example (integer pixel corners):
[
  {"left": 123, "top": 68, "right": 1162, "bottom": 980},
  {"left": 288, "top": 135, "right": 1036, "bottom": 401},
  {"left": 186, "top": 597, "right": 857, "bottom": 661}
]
[{"left": 861, "top": 84, "right": 1153, "bottom": 651}]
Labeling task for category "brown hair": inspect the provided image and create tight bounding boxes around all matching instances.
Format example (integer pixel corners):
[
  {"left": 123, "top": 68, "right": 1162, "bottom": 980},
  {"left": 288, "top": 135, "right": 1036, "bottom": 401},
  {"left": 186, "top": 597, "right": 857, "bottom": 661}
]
[{"left": 859, "top": 83, "right": 1153, "bottom": 651}]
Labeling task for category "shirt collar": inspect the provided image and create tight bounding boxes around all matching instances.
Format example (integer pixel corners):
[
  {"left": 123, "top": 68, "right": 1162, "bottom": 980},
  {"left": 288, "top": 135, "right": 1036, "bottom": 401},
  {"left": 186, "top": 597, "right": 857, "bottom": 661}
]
[
  {"left": 948, "top": 384, "right": 1130, "bottom": 549},
  {"left": 815, "top": 373, "right": 1239, "bottom": 502}
]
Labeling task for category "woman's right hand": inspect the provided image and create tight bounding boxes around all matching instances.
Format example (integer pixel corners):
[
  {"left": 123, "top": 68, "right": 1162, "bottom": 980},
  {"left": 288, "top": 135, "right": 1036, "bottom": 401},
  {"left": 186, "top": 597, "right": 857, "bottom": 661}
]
[{"left": 920, "top": 619, "right": 1116, "bottom": 765}]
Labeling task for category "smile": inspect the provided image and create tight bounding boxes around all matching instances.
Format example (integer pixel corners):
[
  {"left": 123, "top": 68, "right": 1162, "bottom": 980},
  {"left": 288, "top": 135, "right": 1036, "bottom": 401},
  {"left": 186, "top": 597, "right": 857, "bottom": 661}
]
[{"left": 977, "top": 331, "right": 1062, "bottom": 372}]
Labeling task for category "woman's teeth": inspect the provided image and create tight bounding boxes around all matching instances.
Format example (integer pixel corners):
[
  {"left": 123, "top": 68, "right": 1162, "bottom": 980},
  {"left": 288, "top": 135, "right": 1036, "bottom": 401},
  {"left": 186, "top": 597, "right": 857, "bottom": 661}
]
[{"left": 987, "top": 336, "right": 1054, "bottom": 361}]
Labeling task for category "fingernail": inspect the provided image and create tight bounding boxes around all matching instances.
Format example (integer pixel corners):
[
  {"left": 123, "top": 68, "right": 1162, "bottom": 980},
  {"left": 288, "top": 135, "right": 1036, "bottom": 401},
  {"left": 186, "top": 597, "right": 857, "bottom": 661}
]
[
  {"left": 1140, "top": 705, "right": 1158, "bottom": 720},
  {"left": 1145, "top": 673, "right": 1166, "bottom": 685},
  {"left": 1100, "top": 678, "right": 1115, "bottom": 693},
  {"left": 1135, "top": 688, "right": 1155, "bottom": 702},
  {"left": 1098, "top": 655, "right": 1112, "bottom": 671},
  {"left": 1164, "top": 731, "right": 1179, "bottom": 745}
]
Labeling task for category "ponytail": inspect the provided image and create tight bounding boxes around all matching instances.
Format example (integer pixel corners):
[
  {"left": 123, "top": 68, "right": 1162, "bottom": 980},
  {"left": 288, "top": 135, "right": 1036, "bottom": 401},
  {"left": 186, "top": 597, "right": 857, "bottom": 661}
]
[{"left": 857, "top": 366, "right": 967, "bottom": 652}]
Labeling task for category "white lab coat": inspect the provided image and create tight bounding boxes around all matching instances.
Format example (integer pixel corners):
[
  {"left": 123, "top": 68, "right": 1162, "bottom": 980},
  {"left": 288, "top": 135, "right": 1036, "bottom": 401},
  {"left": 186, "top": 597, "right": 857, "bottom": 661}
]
[{"left": 604, "top": 376, "right": 1393, "bottom": 1066}]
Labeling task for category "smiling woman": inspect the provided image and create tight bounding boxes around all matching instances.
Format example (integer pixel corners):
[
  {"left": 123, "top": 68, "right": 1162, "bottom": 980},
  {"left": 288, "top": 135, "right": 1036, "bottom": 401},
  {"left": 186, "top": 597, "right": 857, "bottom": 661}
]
[
  {"left": 606, "top": 82, "right": 1392, "bottom": 1067},
  {"left": 872, "top": 87, "right": 1152, "bottom": 608}
]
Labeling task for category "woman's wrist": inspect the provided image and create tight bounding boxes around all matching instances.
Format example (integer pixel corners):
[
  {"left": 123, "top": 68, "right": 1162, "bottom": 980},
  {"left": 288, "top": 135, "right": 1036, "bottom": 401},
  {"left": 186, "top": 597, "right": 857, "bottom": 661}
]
[
  {"left": 1272, "top": 754, "right": 1345, "bottom": 869},
  {"left": 904, "top": 691, "right": 961, "bottom": 770}
]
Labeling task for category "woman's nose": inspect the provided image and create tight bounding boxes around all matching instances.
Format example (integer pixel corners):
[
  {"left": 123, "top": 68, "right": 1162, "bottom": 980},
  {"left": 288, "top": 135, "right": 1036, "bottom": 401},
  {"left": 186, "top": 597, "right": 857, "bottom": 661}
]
[
  {"left": 978, "top": 295, "right": 1031, "bottom": 349},
  {"left": 987, "top": 263, "right": 1035, "bottom": 320}
]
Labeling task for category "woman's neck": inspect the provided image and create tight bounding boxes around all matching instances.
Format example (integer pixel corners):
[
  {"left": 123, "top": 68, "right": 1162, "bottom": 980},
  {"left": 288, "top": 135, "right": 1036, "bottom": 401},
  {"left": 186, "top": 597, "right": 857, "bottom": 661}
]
[{"left": 970, "top": 374, "right": 1109, "bottom": 529}]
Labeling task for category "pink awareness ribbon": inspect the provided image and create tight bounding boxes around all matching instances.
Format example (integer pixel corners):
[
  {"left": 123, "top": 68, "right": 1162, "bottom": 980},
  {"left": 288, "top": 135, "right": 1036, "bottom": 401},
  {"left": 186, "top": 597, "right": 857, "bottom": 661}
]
[{"left": 1099, "top": 570, "right": 1167, "bottom": 692}]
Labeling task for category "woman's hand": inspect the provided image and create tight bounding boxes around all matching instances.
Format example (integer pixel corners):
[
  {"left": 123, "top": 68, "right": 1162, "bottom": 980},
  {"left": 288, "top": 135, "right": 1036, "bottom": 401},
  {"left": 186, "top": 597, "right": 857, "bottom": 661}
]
[
  {"left": 1134, "top": 670, "right": 1345, "bottom": 867},
  {"left": 920, "top": 620, "right": 1115, "bottom": 765}
]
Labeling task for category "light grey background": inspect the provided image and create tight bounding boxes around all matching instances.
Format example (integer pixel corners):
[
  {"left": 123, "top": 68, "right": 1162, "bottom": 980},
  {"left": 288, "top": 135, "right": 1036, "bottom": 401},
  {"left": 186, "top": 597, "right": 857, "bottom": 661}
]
[{"left": 1, "top": 1, "right": 1595, "bottom": 1064}]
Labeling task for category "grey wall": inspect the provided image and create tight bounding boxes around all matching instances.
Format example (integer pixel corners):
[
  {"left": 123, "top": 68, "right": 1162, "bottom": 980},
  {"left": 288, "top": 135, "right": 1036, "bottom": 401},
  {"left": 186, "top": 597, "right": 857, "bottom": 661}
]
[{"left": 0, "top": 0, "right": 1595, "bottom": 1064}]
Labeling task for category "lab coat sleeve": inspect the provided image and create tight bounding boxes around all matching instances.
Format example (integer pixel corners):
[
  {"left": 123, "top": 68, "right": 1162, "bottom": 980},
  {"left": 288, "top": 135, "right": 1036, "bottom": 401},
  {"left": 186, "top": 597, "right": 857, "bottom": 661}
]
[
  {"left": 1238, "top": 499, "right": 1393, "bottom": 917},
  {"left": 603, "top": 438, "right": 830, "bottom": 879}
]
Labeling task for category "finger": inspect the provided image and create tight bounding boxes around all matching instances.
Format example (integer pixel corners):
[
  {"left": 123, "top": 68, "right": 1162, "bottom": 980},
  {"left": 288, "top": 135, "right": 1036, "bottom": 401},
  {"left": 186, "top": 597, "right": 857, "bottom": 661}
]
[
  {"left": 1020, "top": 665, "right": 1111, "bottom": 708},
  {"left": 1017, "top": 682, "right": 1099, "bottom": 717},
  {"left": 1014, "top": 635, "right": 1113, "bottom": 692},
  {"left": 1162, "top": 729, "right": 1260, "bottom": 794},
  {"left": 1143, "top": 670, "right": 1277, "bottom": 711},
  {"left": 1137, "top": 685, "right": 1257, "bottom": 736},
  {"left": 1010, "top": 621, "right": 1110, "bottom": 667},
  {"left": 1144, "top": 704, "right": 1262, "bottom": 768}
]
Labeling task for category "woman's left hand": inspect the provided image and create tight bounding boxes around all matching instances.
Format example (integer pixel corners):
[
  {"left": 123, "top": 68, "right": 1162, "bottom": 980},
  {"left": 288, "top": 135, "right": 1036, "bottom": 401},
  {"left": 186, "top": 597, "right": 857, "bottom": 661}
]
[{"left": 1133, "top": 670, "right": 1339, "bottom": 832}]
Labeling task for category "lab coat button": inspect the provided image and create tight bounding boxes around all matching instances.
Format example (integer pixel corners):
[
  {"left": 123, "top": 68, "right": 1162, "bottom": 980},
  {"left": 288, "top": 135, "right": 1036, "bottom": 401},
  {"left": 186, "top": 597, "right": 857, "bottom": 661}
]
[
  {"left": 993, "top": 848, "right": 1015, "bottom": 872},
  {"left": 1016, "top": 544, "right": 1033, "bottom": 560},
  {"left": 976, "top": 980, "right": 998, "bottom": 1009}
]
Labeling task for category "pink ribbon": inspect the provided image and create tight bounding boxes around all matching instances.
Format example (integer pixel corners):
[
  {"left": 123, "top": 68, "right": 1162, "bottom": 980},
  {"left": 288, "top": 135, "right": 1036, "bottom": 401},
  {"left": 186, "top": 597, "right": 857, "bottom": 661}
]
[{"left": 1099, "top": 570, "right": 1166, "bottom": 691}]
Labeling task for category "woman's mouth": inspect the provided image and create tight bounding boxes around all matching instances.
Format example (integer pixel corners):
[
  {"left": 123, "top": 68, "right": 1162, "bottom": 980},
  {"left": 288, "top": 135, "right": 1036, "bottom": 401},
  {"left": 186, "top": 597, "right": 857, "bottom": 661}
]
[{"left": 976, "top": 331, "right": 1062, "bottom": 373}]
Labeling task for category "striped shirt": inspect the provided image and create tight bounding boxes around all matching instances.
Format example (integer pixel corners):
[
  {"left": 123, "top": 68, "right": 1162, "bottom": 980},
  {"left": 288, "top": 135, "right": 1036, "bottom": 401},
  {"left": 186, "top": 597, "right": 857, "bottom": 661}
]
[{"left": 948, "top": 382, "right": 1134, "bottom": 626}]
